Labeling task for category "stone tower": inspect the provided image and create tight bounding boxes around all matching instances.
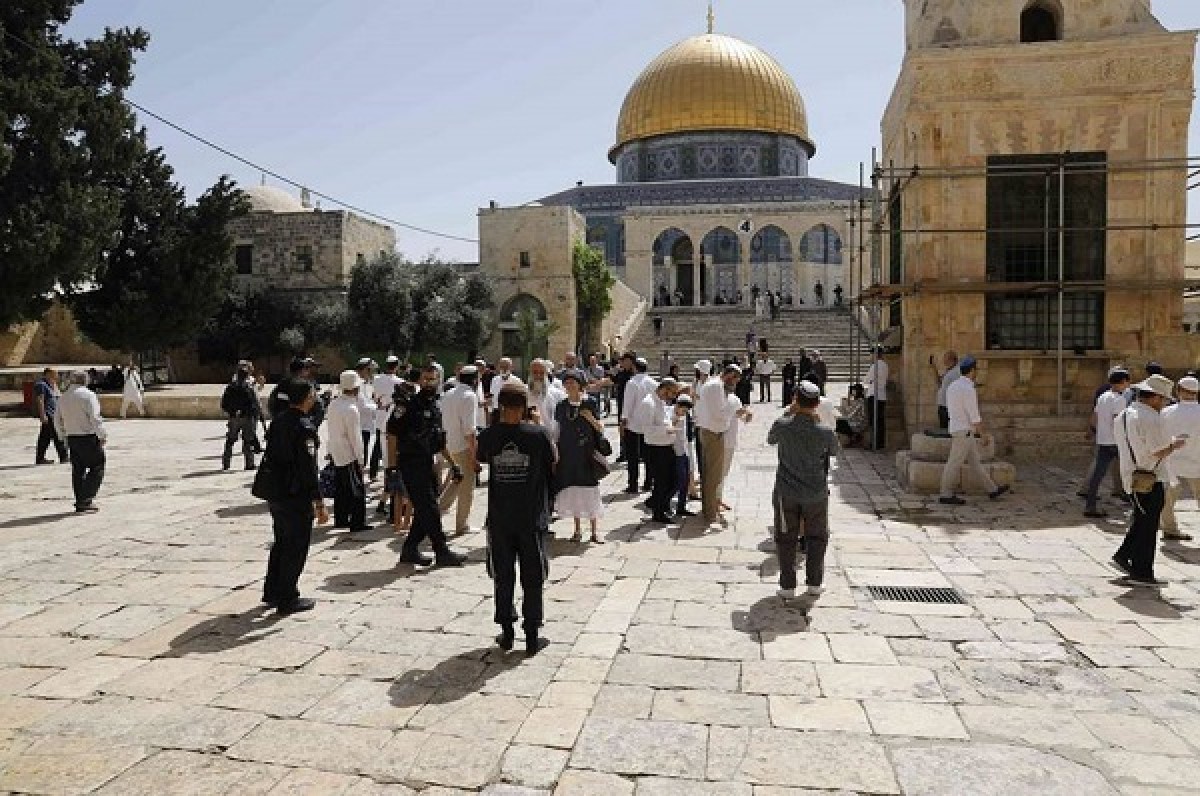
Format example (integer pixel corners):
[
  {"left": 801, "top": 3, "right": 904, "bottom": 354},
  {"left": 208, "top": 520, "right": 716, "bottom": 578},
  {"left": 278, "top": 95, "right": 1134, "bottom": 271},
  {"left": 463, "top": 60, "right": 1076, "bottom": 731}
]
[{"left": 879, "top": 0, "right": 1196, "bottom": 452}]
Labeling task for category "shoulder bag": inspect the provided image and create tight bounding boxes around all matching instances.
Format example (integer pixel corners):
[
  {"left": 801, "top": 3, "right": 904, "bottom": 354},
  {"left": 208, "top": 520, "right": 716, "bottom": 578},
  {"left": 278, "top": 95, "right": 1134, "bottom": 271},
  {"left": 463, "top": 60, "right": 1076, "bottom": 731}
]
[{"left": 1122, "top": 413, "right": 1163, "bottom": 495}]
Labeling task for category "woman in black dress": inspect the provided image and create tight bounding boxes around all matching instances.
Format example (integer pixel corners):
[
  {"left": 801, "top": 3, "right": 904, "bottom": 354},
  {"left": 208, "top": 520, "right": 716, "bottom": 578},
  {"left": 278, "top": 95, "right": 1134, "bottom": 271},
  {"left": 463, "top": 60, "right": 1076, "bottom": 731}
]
[{"left": 553, "top": 372, "right": 608, "bottom": 543}]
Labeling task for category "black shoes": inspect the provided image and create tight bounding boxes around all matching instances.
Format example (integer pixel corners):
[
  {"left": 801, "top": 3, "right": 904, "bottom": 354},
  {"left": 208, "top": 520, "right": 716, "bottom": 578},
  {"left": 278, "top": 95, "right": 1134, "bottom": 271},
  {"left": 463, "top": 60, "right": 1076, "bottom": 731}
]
[
  {"left": 526, "top": 635, "right": 549, "bottom": 657},
  {"left": 75, "top": 503, "right": 98, "bottom": 513},
  {"left": 651, "top": 512, "right": 676, "bottom": 524},
  {"left": 1109, "top": 555, "right": 1132, "bottom": 575},
  {"left": 677, "top": 508, "right": 698, "bottom": 517},
  {"left": 349, "top": 524, "right": 375, "bottom": 533},
  {"left": 277, "top": 597, "right": 316, "bottom": 615},
  {"left": 1083, "top": 509, "right": 1108, "bottom": 519},
  {"left": 497, "top": 624, "right": 515, "bottom": 651},
  {"left": 989, "top": 485, "right": 1011, "bottom": 500},
  {"left": 1124, "top": 574, "right": 1168, "bottom": 588},
  {"left": 623, "top": 486, "right": 640, "bottom": 494},
  {"left": 938, "top": 496, "right": 966, "bottom": 506},
  {"left": 434, "top": 551, "right": 468, "bottom": 567},
  {"left": 398, "top": 550, "right": 434, "bottom": 566},
  {"left": 35, "top": 458, "right": 52, "bottom": 465},
  {"left": 245, "top": 464, "right": 256, "bottom": 471}
]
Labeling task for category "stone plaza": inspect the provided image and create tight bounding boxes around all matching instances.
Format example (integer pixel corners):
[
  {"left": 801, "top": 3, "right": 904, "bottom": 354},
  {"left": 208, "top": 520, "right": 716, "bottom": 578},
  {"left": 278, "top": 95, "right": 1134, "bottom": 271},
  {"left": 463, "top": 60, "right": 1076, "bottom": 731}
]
[{"left": 3, "top": 400, "right": 1200, "bottom": 794}]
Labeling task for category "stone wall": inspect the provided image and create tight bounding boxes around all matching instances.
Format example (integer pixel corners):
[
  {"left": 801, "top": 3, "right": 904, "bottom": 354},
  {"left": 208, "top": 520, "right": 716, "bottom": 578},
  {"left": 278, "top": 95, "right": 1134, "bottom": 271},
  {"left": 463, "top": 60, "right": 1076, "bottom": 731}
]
[
  {"left": 599, "top": 277, "right": 647, "bottom": 357},
  {"left": 903, "top": 0, "right": 1163, "bottom": 51}
]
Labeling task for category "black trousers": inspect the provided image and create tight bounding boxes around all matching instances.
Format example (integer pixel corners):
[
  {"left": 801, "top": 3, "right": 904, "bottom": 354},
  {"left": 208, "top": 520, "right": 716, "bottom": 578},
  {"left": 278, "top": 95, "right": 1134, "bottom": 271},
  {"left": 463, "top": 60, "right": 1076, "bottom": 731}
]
[
  {"left": 36, "top": 420, "right": 68, "bottom": 463},
  {"left": 488, "top": 523, "right": 548, "bottom": 633},
  {"left": 937, "top": 406, "right": 950, "bottom": 430},
  {"left": 66, "top": 434, "right": 105, "bottom": 509},
  {"left": 369, "top": 430, "right": 384, "bottom": 479},
  {"left": 399, "top": 459, "right": 450, "bottom": 555},
  {"left": 333, "top": 463, "right": 366, "bottom": 528},
  {"left": 868, "top": 398, "right": 887, "bottom": 449},
  {"left": 781, "top": 381, "right": 795, "bottom": 408},
  {"left": 223, "top": 415, "right": 256, "bottom": 468},
  {"left": 1117, "top": 481, "right": 1164, "bottom": 579},
  {"left": 624, "top": 429, "right": 646, "bottom": 489},
  {"left": 264, "top": 498, "right": 314, "bottom": 607},
  {"left": 758, "top": 375, "right": 772, "bottom": 402},
  {"left": 646, "top": 444, "right": 676, "bottom": 514}
]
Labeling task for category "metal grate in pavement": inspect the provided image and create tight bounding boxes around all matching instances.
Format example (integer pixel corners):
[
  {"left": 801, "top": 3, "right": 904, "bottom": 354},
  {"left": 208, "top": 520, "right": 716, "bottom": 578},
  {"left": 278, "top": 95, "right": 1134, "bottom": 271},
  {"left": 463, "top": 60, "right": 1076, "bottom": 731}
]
[{"left": 867, "top": 585, "right": 967, "bottom": 604}]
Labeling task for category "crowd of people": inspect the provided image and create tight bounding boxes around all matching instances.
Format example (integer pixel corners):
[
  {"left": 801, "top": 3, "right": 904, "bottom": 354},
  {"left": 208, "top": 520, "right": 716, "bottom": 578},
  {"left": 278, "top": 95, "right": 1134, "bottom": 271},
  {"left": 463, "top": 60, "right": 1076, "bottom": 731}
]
[{"left": 651, "top": 281, "right": 846, "bottom": 309}]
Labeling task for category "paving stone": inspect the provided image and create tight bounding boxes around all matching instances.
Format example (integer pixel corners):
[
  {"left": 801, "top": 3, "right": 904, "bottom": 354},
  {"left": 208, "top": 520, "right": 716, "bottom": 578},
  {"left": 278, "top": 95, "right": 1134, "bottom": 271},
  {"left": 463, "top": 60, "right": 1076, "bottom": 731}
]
[
  {"left": 958, "top": 705, "right": 1101, "bottom": 748},
  {"left": 552, "top": 769, "right": 635, "bottom": 796},
  {"left": 815, "top": 663, "right": 945, "bottom": 702},
  {"left": 266, "top": 767, "right": 401, "bottom": 795},
  {"left": 635, "top": 778, "right": 752, "bottom": 795},
  {"left": 405, "top": 732, "right": 508, "bottom": 789},
  {"left": 1048, "top": 619, "right": 1162, "bottom": 647},
  {"left": 863, "top": 700, "right": 969, "bottom": 739},
  {"left": 593, "top": 684, "right": 654, "bottom": 719},
  {"left": 302, "top": 678, "right": 430, "bottom": 728},
  {"left": 1077, "top": 712, "right": 1191, "bottom": 755},
  {"left": 515, "top": 706, "right": 590, "bottom": 748},
  {"left": 768, "top": 696, "right": 870, "bottom": 732},
  {"left": 739, "top": 661, "right": 820, "bottom": 696},
  {"left": 609, "top": 653, "right": 740, "bottom": 691},
  {"left": 652, "top": 689, "right": 770, "bottom": 727},
  {"left": 914, "top": 616, "right": 996, "bottom": 642},
  {"left": 212, "top": 671, "right": 344, "bottom": 717},
  {"left": 0, "top": 694, "right": 69, "bottom": 729},
  {"left": 624, "top": 624, "right": 760, "bottom": 660},
  {"left": 537, "top": 680, "right": 601, "bottom": 710},
  {"left": 760, "top": 634, "right": 832, "bottom": 662},
  {"left": 410, "top": 692, "right": 534, "bottom": 741},
  {"left": 35, "top": 695, "right": 264, "bottom": 750},
  {"left": 93, "top": 749, "right": 285, "bottom": 795},
  {"left": 1077, "top": 645, "right": 1167, "bottom": 668},
  {"left": 228, "top": 718, "right": 393, "bottom": 777},
  {"left": 826, "top": 634, "right": 898, "bottom": 664},
  {"left": 0, "top": 734, "right": 149, "bottom": 795},
  {"left": 501, "top": 744, "right": 569, "bottom": 789},
  {"left": 570, "top": 717, "right": 707, "bottom": 777},
  {"left": 893, "top": 744, "right": 1116, "bottom": 796},
  {"left": 732, "top": 728, "right": 898, "bottom": 793}
]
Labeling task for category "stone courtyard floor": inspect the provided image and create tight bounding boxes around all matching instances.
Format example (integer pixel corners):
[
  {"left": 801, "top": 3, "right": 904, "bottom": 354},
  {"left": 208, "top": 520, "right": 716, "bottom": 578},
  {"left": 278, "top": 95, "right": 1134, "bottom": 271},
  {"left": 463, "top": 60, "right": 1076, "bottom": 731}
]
[{"left": 3, "top": 402, "right": 1200, "bottom": 795}]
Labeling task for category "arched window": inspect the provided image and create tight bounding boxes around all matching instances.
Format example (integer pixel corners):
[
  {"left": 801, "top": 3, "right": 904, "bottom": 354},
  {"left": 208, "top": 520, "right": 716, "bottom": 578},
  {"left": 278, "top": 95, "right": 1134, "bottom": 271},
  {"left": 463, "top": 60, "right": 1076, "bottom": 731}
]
[
  {"left": 499, "top": 293, "right": 548, "bottom": 324},
  {"left": 1021, "top": 1, "right": 1062, "bottom": 43},
  {"left": 799, "top": 224, "right": 843, "bottom": 264},
  {"left": 750, "top": 226, "right": 793, "bottom": 264},
  {"left": 652, "top": 228, "right": 692, "bottom": 266},
  {"left": 700, "top": 227, "right": 741, "bottom": 265}
]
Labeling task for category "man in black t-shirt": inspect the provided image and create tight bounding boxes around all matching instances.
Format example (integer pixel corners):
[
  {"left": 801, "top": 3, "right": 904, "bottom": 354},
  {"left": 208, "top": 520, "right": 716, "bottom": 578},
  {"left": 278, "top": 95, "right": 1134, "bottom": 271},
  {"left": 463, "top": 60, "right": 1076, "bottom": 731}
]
[{"left": 477, "top": 381, "right": 556, "bottom": 656}]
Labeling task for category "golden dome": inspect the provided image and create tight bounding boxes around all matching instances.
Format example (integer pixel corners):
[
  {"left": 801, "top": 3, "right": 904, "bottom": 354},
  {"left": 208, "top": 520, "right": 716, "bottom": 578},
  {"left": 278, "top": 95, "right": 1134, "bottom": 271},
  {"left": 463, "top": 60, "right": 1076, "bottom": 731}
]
[{"left": 611, "top": 33, "right": 814, "bottom": 162}]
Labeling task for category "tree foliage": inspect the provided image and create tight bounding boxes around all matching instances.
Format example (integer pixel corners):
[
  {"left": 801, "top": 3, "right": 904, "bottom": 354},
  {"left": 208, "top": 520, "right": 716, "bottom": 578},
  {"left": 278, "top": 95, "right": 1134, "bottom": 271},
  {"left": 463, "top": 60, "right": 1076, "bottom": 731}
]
[
  {"left": 70, "top": 145, "right": 249, "bottom": 352},
  {"left": 346, "top": 252, "right": 413, "bottom": 354},
  {"left": 0, "top": 1, "right": 148, "bottom": 326},
  {"left": 515, "top": 306, "right": 558, "bottom": 370},
  {"left": 572, "top": 241, "right": 615, "bottom": 352}
]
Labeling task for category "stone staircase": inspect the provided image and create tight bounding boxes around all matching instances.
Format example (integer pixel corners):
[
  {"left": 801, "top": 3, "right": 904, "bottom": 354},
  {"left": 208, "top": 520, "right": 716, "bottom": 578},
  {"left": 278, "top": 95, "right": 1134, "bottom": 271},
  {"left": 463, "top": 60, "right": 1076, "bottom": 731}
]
[{"left": 628, "top": 306, "right": 875, "bottom": 382}]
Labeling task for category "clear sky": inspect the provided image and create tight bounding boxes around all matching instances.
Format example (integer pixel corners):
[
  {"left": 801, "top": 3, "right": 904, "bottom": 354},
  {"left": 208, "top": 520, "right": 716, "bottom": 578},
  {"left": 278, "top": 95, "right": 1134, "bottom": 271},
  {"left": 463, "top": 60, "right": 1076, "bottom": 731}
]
[{"left": 66, "top": 0, "right": 1200, "bottom": 263}]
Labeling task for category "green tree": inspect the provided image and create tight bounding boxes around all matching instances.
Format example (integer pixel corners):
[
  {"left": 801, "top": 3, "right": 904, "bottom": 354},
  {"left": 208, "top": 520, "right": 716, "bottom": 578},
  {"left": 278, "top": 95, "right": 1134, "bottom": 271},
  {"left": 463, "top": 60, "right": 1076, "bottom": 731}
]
[
  {"left": 572, "top": 241, "right": 615, "bottom": 353},
  {"left": 70, "top": 145, "right": 249, "bottom": 352},
  {"left": 514, "top": 306, "right": 558, "bottom": 369},
  {"left": 346, "top": 252, "right": 412, "bottom": 354},
  {"left": 0, "top": 1, "right": 150, "bottom": 326}
]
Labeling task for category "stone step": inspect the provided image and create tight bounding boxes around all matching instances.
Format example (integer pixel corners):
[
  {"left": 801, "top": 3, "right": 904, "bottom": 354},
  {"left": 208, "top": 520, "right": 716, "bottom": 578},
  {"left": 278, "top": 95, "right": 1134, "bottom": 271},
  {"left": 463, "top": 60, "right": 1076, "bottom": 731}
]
[{"left": 897, "top": 450, "right": 1017, "bottom": 495}]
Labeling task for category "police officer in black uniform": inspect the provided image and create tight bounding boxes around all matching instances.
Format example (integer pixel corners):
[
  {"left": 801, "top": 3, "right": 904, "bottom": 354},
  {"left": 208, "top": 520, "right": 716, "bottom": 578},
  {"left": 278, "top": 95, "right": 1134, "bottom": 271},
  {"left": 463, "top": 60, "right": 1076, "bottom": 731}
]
[
  {"left": 389, "top": 365, "right": 468, "bottom": 567},
  {"left": 221, "top": 365, "right": 260, "bottom": 470},
  {"left": 268, "top": 357, "right": 326, "bottom": 427},
  {"left": 258, "top": 379, "right": 328, "bottom": 614}
]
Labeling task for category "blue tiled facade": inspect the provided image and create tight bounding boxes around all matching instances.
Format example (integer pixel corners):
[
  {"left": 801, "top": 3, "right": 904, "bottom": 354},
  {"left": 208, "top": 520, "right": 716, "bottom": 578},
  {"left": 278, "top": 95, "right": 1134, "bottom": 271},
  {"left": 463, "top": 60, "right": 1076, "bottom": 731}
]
[{"left": 611, "top": 132, "right": 811, "bottom": 184}]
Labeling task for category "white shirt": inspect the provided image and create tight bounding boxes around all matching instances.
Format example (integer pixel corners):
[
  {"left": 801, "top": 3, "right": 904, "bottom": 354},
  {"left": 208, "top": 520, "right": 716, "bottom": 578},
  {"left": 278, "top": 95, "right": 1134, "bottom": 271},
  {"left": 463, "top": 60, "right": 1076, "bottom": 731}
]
[
  {"left": 816, "top": 396, "right": 838, "bottom": 429},
  {"left": 442, "top": 383, "right": 479, "bottom": 453},
  {"left": 55, "top": 385, "right": 106, "bottom": 441},
  {"left": 865, "top": 359, "right": 889, "bottom": 399},
  {"left": 1114, "top": 400, "right": 1172, "bottom": 490},
  {"left": 695, "top": 379, "right": 735, "bottom": 433},
  {"left": 623, "top": 373, "right": 658, "bottom": 433},
  {"left": 373, "top": 372, "right": 404, "bottom": 429},
  {"left": 431, "top": 361, "right": 445, "bottom": 387},
  {"left": 945, "top": 376, "right": 982, "bottom": 434},
  {"left": 325, "top": 395, "right": 363, "bottom": 467},
  {"left": 1094, "top": 389, "right": 1128, "bottom": 447},
  {"left": 641, "top": 392, "right": 676, "bottom": 447},
  {"left": 723, "top": 394, "right": 744, "bottom": 450},
  {"left": 490, "top": 373, "right": 515, "bottom": 411},
  {"left": 1162, "top": 400, "right": 1200, "bottom": 478},
  {"left": 123, "top": 371, "right": 143, "bottom": 398},
  {"left": 755, "top": 359, "right": 776, "bottom": 377},
  {"left": 529, "top": 381, "right": 566, "bottom": 438},
  {"left": 672, "top": 410, "right": 690, "bottom": 456},
  {"left": 936, "top": 367, "right": 960, "bottom": 408},
  {"left": 357, "top": 381, "right": 375, "bottom": 433}
]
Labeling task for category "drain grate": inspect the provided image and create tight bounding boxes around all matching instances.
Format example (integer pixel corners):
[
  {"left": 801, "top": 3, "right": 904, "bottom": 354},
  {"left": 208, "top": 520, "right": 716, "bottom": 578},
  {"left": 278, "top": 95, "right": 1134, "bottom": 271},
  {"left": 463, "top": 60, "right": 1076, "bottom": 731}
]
[{"left": 867, "top": 585, "right": 967, "bottom": 604}]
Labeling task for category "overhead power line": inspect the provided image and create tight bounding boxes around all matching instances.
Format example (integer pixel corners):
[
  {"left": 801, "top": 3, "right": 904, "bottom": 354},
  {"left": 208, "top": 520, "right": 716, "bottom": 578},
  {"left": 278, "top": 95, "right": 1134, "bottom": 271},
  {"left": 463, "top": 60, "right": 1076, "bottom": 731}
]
[{"left": 1, "top": 27, "right": 479, "bottom": 245}]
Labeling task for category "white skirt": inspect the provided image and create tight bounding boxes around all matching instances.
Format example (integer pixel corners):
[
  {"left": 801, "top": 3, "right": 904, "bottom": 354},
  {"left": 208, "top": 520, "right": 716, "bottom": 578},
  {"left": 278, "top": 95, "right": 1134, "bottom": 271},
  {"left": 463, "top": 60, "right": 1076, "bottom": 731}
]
[{"left": 555, "top": 486, "right": 605, "bottom": 519}]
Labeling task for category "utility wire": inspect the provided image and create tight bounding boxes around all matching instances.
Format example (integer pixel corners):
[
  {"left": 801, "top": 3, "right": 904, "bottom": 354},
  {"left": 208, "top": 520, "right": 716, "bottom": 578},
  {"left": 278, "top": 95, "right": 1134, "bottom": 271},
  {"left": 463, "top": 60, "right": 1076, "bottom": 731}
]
[{"left": 1, "top": 27, "right": 479, "bottom": 245}]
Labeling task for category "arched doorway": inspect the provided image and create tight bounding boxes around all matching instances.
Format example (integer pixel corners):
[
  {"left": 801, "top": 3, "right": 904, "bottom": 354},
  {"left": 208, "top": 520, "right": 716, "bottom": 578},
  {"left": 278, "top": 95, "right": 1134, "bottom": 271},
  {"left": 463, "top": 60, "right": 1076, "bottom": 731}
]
[
  {"left": 498, "top": 293, "right": 550, "bottom": 373},
  {"left": 750, "top": 225, "right": 794, "bottom": 302},
  {"left": 700, "top": 226, "right": 741, "bottom": 305},
  {"left": 1020, "top": 0, "right": 1062, "bottom": 43},
  {"left": 652, "top": 228, "right": 697, "bottom": 306}
]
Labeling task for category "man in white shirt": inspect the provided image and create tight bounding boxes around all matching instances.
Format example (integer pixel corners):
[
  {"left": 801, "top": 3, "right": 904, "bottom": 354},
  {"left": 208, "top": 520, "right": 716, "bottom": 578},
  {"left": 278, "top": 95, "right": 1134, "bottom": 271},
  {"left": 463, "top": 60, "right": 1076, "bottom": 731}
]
[
  {"left": 439, "top": 366, "right": 481, "bottom": 534},
  {"left": 120, "top": 364, "right": 145, "bottom": 419},
  {"left": 427, "top": 354, "right": 444, "bottom": 388},
  {"left": 371, "top": 357, "right": 404, "bottom": 480},
  {"left": 939, "top": 356, "right": 1010, "bottom": 505},
  {"left": 55, "top": 370, "right": 107, "bottom": 513},
  {"left": 490, "top": 358, "right": 516, "bottom": 413},
  {"left": 930, "top": 351, "right": 960, "bottom": 430},
  {"left": 641, "top": 379, "right": 681, "bottom": 523},
  {"left": 694, "top": 364, "right": 745, "bottom": 522},
  {"left": 621, "top": 357, "right": 658, "bottom": 494},
  {"left": 326, "top": 370, "right": 370, "bottom": 532},
  {"left": 528, "top": 359, "right": 567, "bottom": 440},
  {"left": 755, "top": 353, "right": 776, "bottom": 404},
  {"left": 1160, "top": 375, "right": 1200, "bottom": 540},
  {"left": 354, "top": 359, "right": 377, "bottom": 468},
  {"left": 865, "top": 348, "right": 890, "bottom": 449},
  {"left": 1083, "top": 367, "right": 1131, "bottom": 518},
  {"left": 1113, "top": 374, "right": 1186, "bottom": 586}
]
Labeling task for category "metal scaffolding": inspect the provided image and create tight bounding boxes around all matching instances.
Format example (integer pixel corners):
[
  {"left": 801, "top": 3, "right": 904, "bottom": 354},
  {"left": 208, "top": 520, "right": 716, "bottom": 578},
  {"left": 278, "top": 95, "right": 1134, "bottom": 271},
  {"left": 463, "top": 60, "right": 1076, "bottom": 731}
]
[{"left": 846, "top": 151, "right": 1200, "bottom": 428}]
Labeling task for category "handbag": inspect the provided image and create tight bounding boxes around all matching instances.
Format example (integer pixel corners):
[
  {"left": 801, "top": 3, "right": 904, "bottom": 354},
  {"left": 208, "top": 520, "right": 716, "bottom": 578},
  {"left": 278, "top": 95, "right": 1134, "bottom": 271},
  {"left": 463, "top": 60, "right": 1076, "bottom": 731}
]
[
  {"left": 591, "top": 450, "right": 610, "bottom": 481},
  {"left": 1122, "top": 413, "right": 1162, "bottom": 495},
  {"left": 251, "top": 460, "right": 284, "bottom": 501}
]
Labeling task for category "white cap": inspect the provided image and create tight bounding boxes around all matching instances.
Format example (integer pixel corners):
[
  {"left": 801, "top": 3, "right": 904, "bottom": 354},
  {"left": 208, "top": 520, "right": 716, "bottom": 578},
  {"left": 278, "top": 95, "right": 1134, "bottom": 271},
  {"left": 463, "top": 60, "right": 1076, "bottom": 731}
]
[
  {"left": 693, "top": 359, "right": 712, "bottom": 375},
  {"left": 1133, "top": 373, "right": 1174, "bottom": 398},
  {"left": 1179, "top": 376, "right": 1200, "bottom": 392},
  {"left": 339, "top": 370, "right": 363, "bottom": 391}
]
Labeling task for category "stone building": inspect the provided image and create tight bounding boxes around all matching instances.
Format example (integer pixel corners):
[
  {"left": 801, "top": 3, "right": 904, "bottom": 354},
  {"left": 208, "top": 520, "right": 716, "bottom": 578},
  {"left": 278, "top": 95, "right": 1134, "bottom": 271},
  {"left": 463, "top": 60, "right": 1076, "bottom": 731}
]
[
  {"left": 478, "top": 23, "right": 868, "bottom": 364},
  {"left": 874, "top": 0, "right": 1197, "bottom": 451},
  {"left": 230, "top": 185, "right": 396, "bottom": 295}
]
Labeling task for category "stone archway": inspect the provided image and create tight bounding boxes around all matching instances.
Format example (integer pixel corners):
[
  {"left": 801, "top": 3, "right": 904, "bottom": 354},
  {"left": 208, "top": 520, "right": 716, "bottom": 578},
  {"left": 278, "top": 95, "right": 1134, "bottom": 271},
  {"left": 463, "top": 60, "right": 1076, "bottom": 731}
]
[
  {"left": 750, "top": 225, "right": 795, "bottom": 303},
  {"left": 700, "top": 226, "right": 742, "bottom": 305},
  {"left": 498, "top": 293, "right": 550, "bottom": 372},
  {"left": 652, "top": 228, "right": 697, "bottom": 306}
]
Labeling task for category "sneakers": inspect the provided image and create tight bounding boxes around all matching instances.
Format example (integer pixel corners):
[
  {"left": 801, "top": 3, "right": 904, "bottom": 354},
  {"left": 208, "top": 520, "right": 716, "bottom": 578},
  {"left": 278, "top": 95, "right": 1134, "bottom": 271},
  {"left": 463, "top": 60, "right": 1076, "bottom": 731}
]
[
  {"left": 939, "top": 496, "right": 966, "bottom": 506},
  {"left": 398, "top": 550, "right": 433, "bottom": 566},
  {"left": 434, "top": 551, "right": 468, "bottom": 567},
  {"left": 74, "top": 503, "right": 99, "bottom": 514},
  {"left": 277, "top": 597, "right": 316, "bottom": 615}
]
